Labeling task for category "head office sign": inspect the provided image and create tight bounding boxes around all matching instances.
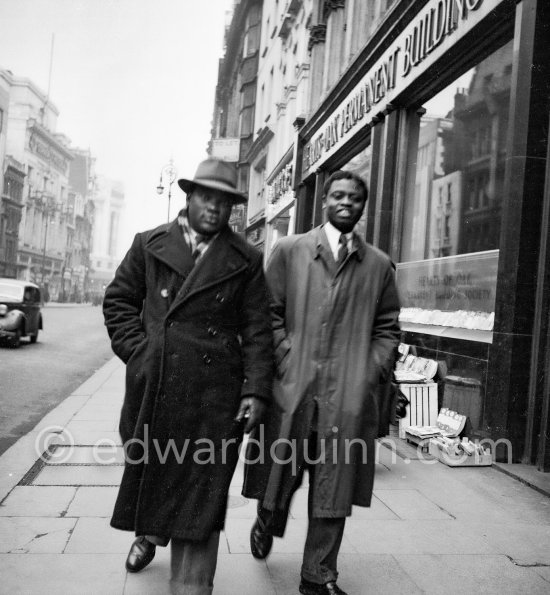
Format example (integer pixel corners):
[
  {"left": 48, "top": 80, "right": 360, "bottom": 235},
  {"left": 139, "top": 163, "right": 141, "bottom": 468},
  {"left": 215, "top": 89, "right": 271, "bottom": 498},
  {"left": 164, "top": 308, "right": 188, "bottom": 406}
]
[
  {"left": 302, "top": 0, "right": 501, "bottom": 176},
  {"left": 211, "top": 138, "right": 240, "bottom": 162}
]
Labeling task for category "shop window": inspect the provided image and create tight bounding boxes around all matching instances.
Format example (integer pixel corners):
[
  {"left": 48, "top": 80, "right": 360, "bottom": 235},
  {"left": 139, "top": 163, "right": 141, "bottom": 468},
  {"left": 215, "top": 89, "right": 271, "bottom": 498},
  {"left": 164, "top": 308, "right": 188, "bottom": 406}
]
[
  {"left": 268, "top": 205, "right": 295, "bottom": 253},
  {"left": 397, "top": 41, "right": 513, "bottom": 334}
]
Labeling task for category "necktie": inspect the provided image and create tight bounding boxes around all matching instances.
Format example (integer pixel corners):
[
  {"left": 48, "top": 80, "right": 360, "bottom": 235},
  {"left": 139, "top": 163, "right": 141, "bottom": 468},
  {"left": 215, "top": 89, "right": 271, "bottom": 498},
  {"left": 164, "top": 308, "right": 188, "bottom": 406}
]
[{"left": 337, "top": 233, "right": 349, "bottom": 266}]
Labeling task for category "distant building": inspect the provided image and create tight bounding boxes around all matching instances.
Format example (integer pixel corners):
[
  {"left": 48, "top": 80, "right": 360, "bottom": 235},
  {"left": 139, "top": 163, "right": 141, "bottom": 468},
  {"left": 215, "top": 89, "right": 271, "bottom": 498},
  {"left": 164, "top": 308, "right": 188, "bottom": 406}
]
[
  {"left": 0, "top": 70, "right": 25, "bottom": 278},
  {"left": 88, "top": 175, "right": 124, "bottom": 294},
  {"left": 1, "top": 70, "right": 74, "bottom": 300},
  {"left": 66, "top": 148, "right": 96, "bottom": 302}
]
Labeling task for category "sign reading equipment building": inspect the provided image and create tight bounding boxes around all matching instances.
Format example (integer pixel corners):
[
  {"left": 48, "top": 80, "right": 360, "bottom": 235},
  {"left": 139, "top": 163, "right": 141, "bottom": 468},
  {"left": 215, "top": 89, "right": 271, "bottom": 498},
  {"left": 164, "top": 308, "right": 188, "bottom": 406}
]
[{"left": 302, "top": 0, "right": 502, "bottom": 175}]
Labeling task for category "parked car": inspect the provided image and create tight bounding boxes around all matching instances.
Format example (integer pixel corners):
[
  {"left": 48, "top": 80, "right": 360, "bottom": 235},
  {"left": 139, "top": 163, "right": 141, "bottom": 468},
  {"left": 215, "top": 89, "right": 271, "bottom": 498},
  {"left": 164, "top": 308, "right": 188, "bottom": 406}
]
[{"left": 0, "top": 279, "right": 43, "bottom": 348}]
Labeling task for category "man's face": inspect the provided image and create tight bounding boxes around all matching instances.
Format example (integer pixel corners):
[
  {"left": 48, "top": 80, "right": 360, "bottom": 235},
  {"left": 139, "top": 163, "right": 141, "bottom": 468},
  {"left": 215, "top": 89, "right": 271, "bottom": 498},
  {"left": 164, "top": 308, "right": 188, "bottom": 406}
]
[
  {"left": 324, "top": 178, "right": 367, "bottom": 233},
  {"left": 187, "top": 186, "right": 233, "bottom": 236}
]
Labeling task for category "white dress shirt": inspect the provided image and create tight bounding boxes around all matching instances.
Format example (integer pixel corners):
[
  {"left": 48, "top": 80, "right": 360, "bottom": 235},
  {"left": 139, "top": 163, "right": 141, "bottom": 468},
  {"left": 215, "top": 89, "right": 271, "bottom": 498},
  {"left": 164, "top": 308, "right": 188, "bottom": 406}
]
[{"left": 323, "top": 221, "right": 354, "bottom": 261}]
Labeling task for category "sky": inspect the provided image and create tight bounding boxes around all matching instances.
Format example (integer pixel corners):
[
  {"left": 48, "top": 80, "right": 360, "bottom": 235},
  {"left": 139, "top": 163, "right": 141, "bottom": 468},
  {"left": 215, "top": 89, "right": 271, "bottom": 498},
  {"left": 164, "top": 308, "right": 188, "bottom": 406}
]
[{"left": 0, "top": 0, "right": 233, "bottom": 256}]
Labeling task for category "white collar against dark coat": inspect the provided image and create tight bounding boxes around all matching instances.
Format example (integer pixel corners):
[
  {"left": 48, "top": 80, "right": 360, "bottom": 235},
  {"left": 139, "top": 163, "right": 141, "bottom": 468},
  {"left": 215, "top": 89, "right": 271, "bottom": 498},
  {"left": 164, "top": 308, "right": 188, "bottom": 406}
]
[{"left": 323, "top": 221, "right": 354, "bottom": 260}]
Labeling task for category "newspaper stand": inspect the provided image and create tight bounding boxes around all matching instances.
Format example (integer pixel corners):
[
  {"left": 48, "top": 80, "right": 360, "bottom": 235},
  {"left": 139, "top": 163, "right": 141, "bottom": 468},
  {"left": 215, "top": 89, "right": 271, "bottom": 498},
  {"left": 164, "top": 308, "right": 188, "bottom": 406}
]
[
  {"left": 394, "top": 347, "right": 439, "bottom": 439},
  {"left": 406, "top": 408, "right": 492, "bottom": 467}
]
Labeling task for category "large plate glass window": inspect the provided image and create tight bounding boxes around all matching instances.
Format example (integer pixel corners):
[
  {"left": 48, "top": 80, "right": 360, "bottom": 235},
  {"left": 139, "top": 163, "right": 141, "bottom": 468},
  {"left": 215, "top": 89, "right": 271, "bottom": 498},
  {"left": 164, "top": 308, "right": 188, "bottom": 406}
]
[{"left": 397, "top": 40, "right": 513, "bottom": 336}]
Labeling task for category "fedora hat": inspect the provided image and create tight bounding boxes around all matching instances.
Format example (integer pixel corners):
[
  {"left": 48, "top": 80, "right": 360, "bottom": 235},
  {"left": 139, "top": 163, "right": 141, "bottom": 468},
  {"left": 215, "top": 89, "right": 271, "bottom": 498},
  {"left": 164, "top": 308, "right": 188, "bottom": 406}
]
[{"left": 178, "top": 158, "right": 247, "bottom": 204}]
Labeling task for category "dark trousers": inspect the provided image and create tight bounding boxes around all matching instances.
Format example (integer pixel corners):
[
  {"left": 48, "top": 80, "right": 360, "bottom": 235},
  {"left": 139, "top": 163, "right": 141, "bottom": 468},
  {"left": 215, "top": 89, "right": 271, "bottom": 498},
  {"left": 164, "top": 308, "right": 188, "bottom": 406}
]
[
  {"left": 258, "top": 429, "right": 346, "bottom": 585},
  {"left": 143, "top": 532, "right": 220, "bottom": 594},
  {"left": 170, "top": 531, "right": 220, "bottom": 595}
]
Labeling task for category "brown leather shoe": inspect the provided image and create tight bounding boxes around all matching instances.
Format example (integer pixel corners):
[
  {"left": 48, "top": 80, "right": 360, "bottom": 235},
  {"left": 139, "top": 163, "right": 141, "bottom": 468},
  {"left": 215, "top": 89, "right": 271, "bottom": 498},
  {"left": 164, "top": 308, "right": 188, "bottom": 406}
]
[
  {"left": 250, "top": 517, "right": 273, "bottom": 559},
  {"left": 125, "top": 536, "right": 156, "bottom": 573},
  {"left": 299, "top": 578, "right": 348, "bottom": 595}
]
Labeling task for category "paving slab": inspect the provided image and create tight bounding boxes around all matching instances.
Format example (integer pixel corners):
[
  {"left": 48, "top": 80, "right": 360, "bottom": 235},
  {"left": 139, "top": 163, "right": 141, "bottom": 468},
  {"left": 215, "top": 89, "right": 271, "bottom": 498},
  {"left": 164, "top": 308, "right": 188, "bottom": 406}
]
[
  {"left": 31, "top": 395, "right": 90, "bottom": 431},
  {"left": 66, "top": 486, "right": 119, "bottom": 517},
  {"left": 45, "top": 445, "right": 124, "bottom": 465},
  {"left": 225, "top": 488, "right": 257, "bottom": 519},
  {"left": 64, "top": 517, "right": 138, "bottom": 554},
  {"left": 263, "top": 553, "right": 303, "bottom": 595},
  {"left": 533, "top": 566, "right": 550, "bottom": 583},
  {"left": 49, "top": 428, "right": 122, "bottom": 446},
  {"left": 394, "top": 553, "right": 550, "bottom": 595},
  {"left": 263, "top": 552, "right": 423, "bottom": 595},
  {"left": 0, "top": 486, "right": 76, "bottom": 516},
  {"left": 337, "top": 553, "right": 423, "bottom": 594},
  {"left": 344, "top": 519, "right": 494, "bottom": 555},
  {"left": 374, "top": 489, "right": 453, "bottom": 520},
  {"left": 65, "top": 517, "right": 230, "bottom": 555},
  {"left": 65, "top": 419, "right": 120, "bottom": 434},
  {"left": 350, "top": 496, "right": 400, "bottom": 521},
  {"left": 215, "top": 554, "right": 277, "bottom": 595},
  {"left": 33, "top": 465, "right": 124, "bottom": 486},
  {"left": 477, "top": 522, "right": 550, "bottom": 564},
  {"left": 72, "top": 403, "right": 122, "bottom": 421},
  {"left": 0, "top": 516, "right": 76, "bottom": 553},
  {"left": 0, "top": 553, "right": 127, "bottom": 595}
]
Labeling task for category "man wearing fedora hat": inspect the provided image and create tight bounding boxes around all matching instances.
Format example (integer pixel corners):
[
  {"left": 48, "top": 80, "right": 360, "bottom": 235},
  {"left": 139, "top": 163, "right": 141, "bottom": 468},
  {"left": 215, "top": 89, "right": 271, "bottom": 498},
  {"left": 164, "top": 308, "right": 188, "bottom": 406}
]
[{"left": 103, "top": 157, "right": 273, "bottom": 594}]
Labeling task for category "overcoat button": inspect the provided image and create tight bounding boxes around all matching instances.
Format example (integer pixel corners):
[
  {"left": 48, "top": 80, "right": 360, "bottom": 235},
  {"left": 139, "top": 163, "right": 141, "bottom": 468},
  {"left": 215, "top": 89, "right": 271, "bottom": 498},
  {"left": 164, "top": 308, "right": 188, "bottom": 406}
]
[
  {"left": 203, "top": 354, "right": 212, "bottom": 364},
  {"left": 160, "top": 288, "right": 169, "bottom": 298}
]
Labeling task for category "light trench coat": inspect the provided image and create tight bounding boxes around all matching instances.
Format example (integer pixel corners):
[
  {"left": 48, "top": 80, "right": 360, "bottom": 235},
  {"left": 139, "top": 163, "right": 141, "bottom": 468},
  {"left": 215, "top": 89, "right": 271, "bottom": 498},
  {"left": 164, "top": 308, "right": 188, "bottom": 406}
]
[{"left": 243, "top": 225, "right": 401, "bottom": 520}]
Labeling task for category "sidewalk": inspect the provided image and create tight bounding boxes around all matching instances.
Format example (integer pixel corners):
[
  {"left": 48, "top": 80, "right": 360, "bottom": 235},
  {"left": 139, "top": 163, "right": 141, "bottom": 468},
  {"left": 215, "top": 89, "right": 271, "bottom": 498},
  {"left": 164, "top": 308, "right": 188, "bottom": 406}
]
[{"left": 1, "top": 358, "right": 550, "bottom": 594}]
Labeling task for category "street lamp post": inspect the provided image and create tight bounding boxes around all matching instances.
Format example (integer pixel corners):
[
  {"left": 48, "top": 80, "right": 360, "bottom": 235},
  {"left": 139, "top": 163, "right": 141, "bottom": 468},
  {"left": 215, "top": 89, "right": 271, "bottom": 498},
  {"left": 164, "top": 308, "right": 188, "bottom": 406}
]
[
  {"left": 38, "top": 195, "right": 59, "bottom": 288},
  {"left": 156, "top": 159, "right": 178, "bottom": 223}
]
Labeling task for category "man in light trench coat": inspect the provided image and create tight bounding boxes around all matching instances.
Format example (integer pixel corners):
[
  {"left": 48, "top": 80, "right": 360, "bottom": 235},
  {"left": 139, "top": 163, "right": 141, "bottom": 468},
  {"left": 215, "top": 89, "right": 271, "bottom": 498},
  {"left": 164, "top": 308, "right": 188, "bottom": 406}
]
[
  {"left": 243, "top": 170, "right": 401, "bottom": 595},
  {"left": 103, "top": 158, "right": 273, "bottom": 595}
]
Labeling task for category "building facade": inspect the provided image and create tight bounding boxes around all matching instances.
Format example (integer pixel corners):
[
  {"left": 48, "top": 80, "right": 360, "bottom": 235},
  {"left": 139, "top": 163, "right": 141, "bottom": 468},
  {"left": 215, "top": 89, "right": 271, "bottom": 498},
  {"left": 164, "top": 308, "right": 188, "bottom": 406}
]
[
  {"left": 209, "top": 0, "right": 263, "bottom": 236},
  {"left": 211, "top": 0, "right": 550, "bottom": 472},
  {"left": 88, "top": 175, "right": 125, "bottom": 295},
  {"left": 0, "top": 70, "right": 25, "bottom": 279},
  {"left": 247, "top": 0, "right": 313, "bottom": 257},
  {"left": 294, "top": 0, "right": 550, "bottom": 470},
  {"left": 2, "top": 71, "right": 74, "bottom": 300},
  {"left": 0, "top": 69, "right": 110, "bottom": 301}
]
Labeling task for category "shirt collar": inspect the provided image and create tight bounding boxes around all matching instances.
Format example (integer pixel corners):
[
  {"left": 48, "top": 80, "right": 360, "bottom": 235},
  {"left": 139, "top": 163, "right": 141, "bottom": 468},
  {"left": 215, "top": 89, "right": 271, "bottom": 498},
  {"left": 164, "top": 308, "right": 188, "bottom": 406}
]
[{"left": 324, "top": 221, "right": 354, "bottom": 259}]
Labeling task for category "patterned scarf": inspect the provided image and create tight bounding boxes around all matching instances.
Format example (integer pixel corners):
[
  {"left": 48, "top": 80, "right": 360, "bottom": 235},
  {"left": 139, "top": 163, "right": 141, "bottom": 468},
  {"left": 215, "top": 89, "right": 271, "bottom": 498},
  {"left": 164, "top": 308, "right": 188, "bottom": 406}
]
[{"left": 177, "top": 210, "right": 214, "bottom": 263}]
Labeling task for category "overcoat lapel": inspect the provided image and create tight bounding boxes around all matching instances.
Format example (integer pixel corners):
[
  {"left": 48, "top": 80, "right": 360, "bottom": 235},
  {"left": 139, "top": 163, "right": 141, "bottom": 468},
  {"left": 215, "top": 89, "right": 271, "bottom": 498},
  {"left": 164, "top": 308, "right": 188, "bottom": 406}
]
[
  {"left": 167, "top": 227, "right": 249, "bottom": 315},
  {"left": 313, "top": 225, "right": 366, "bottom": 277},
  {"left": 314, "top": 225, "right": 337, "bottom": 276},
  {"left": 145, "top": 219, "right": 195, "bottom": 277}
]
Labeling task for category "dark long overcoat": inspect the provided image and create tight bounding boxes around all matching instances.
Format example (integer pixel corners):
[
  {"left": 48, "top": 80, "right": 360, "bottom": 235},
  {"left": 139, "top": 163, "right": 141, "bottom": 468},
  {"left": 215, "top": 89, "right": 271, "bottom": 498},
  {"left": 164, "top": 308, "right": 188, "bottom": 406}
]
[
  {"left": 103, "top": 220, "right": 273, "bottom": 541},
  {"left": 243, "top": 226, "right": 400, "bottom": 525}
]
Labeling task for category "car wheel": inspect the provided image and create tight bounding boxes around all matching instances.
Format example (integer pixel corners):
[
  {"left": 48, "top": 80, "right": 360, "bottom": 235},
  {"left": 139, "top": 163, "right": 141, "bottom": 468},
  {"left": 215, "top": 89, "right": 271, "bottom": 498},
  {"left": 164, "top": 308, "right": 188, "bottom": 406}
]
[
  {"left": 11, "top": 328, "right": 21, "bottom": 348},
  {"left": 30, "top": 329, "right": 39, "bottom": 344}
]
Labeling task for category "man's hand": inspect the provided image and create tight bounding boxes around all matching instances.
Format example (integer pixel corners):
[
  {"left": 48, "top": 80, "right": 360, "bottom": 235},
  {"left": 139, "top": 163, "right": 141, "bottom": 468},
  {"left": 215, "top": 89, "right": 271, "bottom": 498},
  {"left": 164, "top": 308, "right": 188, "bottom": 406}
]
[{"left": 235, "top": 396, "right": 266, "bottom": 433}]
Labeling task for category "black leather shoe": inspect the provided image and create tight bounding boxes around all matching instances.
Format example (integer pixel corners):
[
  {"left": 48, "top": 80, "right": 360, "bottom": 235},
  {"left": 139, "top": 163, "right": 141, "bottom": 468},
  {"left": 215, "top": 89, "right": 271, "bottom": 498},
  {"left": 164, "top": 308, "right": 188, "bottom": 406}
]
[
  {"left": 299, "top": 578, "right": 348, "bottom": 595},
  {"left": 125, "top": 536, "right": 156, "bottom": 573},
  {"left": 250, "top": 517, "right": 273, "bottom": 559}
]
